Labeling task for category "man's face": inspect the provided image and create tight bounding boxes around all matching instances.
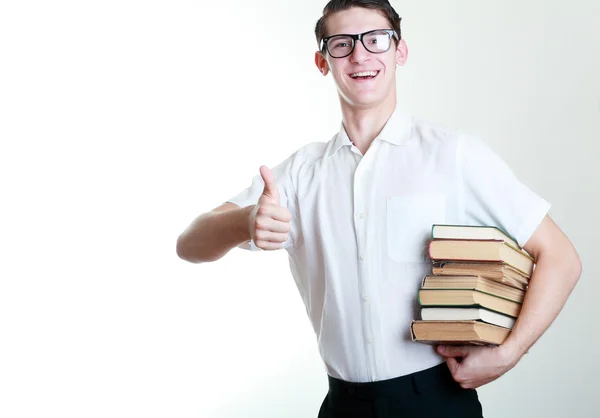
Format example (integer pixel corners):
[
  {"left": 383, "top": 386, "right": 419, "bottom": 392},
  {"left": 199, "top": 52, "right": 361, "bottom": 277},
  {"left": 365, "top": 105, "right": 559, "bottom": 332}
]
[{"left": 315, "top": 7, "right": 407, "bottom": 109}]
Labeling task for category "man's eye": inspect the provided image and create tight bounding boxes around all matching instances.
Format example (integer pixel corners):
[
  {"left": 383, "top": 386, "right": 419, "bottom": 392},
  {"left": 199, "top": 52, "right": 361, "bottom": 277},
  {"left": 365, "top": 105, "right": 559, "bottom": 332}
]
[{"left": 334, "top": 42, "right": 350, "bottom": 48}]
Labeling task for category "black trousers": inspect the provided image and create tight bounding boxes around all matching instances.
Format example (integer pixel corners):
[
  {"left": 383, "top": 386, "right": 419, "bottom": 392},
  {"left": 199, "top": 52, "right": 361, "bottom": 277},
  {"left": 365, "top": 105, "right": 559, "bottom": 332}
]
[{"left": 318, "top": 362, "right": 483, "bottom": 418}]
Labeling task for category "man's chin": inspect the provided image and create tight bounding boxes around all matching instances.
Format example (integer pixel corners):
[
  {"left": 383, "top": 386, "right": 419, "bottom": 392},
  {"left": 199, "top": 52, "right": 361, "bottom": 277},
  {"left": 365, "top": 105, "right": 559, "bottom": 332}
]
[{"left": 342, "top": 92, "right": 385, "bottom": 108}]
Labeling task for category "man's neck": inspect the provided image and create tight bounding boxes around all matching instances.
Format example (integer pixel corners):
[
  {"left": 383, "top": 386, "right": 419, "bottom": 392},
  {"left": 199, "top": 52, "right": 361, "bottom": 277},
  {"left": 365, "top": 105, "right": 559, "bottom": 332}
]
[{"left": 340, "top": 96, "right": 396, "bottom": 155}]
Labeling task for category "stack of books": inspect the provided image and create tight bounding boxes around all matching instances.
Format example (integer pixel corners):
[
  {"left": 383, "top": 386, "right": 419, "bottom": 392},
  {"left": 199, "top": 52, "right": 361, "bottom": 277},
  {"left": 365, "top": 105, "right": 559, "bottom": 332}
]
[{"left": 410, "top": 224, "right": 534, "bottom": 346}]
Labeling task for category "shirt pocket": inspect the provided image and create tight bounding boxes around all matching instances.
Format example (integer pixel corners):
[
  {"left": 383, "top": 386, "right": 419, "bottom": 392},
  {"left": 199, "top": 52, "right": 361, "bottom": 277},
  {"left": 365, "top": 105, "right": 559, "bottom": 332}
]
[{"left": 386, "top": 194, "right": 447, "bottom": 263}]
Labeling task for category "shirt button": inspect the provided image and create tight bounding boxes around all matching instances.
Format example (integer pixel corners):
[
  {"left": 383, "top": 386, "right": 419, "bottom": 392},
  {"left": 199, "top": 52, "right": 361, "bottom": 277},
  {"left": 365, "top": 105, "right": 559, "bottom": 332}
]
[
  {"left": 367, "top": 337, "right": 373, "bottom": 344},
  {"left": 362, "top": 295, "right": 369, "bottom": 302},
  {"left": 359, "top": 212, "right": 366, "bottom": 219},
  {"left": 360, "top": 255, "right": 365, "bottom": 261}
]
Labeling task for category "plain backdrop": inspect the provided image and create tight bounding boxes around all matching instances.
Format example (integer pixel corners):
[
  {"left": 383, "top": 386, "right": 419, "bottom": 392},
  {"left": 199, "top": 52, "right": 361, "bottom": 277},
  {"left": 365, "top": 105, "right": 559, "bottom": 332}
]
[{"left": 1, "top": 1, "right": 598, "bottom": 417}]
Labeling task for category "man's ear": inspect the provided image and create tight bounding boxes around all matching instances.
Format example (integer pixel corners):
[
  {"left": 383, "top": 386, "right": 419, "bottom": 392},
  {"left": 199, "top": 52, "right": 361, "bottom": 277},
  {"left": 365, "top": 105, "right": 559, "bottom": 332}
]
[
  {"left": 315, "top": 51, "right": 329, "bottom": 76},
  {"left": 395, "top": 39, "right": 408, "bottom": 67}
]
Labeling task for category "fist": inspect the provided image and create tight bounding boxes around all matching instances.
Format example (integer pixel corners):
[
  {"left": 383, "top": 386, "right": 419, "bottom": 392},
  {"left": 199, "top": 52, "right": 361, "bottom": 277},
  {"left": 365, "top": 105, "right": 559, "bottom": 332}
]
[{"left": 248, "top": 166, "right": 292, "bottom": 250}]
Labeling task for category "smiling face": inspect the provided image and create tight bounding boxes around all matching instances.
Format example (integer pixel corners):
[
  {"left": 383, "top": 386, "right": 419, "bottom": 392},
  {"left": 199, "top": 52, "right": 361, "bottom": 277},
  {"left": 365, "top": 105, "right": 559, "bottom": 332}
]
[{"left": 315, "top": 7, "right": 407, "bottom": 110}]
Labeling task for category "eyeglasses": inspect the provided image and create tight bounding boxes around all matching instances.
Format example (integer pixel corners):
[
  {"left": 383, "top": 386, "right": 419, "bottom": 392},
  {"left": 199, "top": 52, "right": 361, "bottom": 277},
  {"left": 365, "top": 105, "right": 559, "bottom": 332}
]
[{"left": 320, "top": 29, "right": 399, "bottom": 59}]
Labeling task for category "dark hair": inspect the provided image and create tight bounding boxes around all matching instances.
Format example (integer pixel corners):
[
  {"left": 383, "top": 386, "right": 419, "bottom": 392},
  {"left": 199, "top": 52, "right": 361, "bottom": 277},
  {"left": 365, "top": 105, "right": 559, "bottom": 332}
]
[{"left": 314, "top": 0, "right": 402, "bottom": 47}]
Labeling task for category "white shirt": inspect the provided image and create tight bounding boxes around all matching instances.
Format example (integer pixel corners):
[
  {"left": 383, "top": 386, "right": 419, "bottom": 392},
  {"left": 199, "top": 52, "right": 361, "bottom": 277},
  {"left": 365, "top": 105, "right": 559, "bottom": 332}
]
[{"left": 227, "top": 106, "right": 551, "bottom": 383}]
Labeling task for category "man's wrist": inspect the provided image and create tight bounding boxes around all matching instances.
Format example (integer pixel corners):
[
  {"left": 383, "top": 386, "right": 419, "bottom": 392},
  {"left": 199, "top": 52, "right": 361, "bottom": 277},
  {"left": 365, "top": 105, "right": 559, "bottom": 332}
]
[
  {"left": 238, "top": 205, "right": 254, "bottom": 243},
  {"left": 498, "top": 338, "right": 527, "bottom": 366}
]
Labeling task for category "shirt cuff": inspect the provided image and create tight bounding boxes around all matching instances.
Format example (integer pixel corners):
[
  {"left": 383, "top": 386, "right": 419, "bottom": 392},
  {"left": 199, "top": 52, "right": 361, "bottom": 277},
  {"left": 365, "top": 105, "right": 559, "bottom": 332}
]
[
  {"left": 237, "top": 239, "right": 263, "bottom": 252},
  {"left": 514, "top": 199, "right": 552, "bottom": 248}
]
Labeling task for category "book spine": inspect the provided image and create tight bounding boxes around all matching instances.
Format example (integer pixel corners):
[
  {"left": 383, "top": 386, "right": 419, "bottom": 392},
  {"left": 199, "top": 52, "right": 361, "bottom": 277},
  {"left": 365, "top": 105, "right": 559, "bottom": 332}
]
[{"left": 409, "top": 320, "right": 417, "bottom": 341}]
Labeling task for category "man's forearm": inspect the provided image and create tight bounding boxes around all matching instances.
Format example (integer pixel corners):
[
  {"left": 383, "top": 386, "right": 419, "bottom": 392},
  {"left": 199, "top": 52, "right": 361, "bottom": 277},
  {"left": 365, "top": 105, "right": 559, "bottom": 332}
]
[
  {"left": 501, "top": 251, "right": 581, "bottom": 360},
  {"left": 176, "top": 205, "right": 253, "bottom": 263}
]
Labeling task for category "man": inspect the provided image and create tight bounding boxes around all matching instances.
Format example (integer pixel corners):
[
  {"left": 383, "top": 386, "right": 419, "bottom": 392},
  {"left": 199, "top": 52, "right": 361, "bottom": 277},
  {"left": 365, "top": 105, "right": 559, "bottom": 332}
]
[{"left": 176, "top": 1, "right": 582, "bottom": 416}]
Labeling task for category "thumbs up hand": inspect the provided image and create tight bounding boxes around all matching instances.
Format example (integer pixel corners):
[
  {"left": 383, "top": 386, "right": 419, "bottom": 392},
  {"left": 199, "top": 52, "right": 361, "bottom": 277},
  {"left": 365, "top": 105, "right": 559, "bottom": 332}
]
[{"left": 248, "top": 166, "right": 292, "bottom": 250}]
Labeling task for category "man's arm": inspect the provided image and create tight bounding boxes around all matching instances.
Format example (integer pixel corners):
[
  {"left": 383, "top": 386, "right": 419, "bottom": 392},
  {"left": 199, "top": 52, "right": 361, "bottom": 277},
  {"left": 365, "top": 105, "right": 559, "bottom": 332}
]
[
  {"left": 437, "top": 215, "right": 582, "bottom": 388},
  {"left": 176, "top": 166, "right": 292, "bottom": 264},
  {"left": 501, "top": 215, "right": 582, "bottom": 358},
  {"left": 176, "top": 202, "right": 253, "bottom": 263}
]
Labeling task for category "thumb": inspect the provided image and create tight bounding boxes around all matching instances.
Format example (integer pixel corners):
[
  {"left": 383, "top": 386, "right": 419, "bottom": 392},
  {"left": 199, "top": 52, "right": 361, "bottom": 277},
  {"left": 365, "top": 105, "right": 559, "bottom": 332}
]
[
  {"left": 446, "top": 356, "right": 461, "bottom": 377},
  {"left": 259, "top": 165, "right": 280, "bottom": 204},
  {"left": 437, "top": 345, "right": 471, "bottom": 358}
]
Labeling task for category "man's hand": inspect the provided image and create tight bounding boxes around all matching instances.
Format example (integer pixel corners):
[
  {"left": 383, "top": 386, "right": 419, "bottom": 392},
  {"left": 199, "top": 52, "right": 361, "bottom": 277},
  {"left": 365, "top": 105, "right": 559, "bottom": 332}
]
[
  {"left": 248, "top": 165, "right": 292, "bottom": 250},
  {"left": 436, "top": 344, "right": 519, "bottom": 389}
]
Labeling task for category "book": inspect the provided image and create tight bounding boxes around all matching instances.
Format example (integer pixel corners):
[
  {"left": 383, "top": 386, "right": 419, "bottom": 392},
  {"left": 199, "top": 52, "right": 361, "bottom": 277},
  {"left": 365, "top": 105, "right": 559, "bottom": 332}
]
[
  {"left": 428, "top": 239, "right": 534, "bottom": 277},
  {"left": 432, "top": 224, "right": 518, "bottom": 247},
  {"left": 421, "top": 275, "right": 525, "bottom": 303},
  {"left": 432, "top": 261, "right": 529, "bottom": 290},
  {"left": 410, "top": 320, "right": 510, "bottom": 346},
  {"left": 431, "top": 224, "right": 525, "bottom": 254},
  {"left": 420, "top": 307, "right": 516, "bottom": 329},
  {"left": 417, "top": 288, "right": 521, "bottom": 318}
]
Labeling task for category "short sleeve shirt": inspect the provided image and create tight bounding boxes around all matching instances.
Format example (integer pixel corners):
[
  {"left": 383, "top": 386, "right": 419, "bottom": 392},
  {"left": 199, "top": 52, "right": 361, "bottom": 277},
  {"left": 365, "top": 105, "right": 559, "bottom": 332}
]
[{"left": 227, "top": 107, "right": 551, "bottom": 382}]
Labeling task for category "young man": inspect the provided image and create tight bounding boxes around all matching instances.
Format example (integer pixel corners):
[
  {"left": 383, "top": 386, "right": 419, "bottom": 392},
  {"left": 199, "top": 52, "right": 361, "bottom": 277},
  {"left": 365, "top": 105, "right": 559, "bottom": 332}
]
[{"left": 176, "top": 1, "right": 582, "bottom": 417}]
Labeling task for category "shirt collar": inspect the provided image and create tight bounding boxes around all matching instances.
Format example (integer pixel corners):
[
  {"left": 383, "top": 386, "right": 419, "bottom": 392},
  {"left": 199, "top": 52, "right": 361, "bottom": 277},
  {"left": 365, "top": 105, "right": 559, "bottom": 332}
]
[{"left": 327, "top": 106, "right": 413, "bottom": 158}]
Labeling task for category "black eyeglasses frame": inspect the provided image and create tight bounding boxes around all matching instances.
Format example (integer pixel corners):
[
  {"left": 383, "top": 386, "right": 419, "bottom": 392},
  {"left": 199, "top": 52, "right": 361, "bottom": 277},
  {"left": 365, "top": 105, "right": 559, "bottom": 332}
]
[{"left": 320, "top": 29, "right": 400, "bottom": 59}]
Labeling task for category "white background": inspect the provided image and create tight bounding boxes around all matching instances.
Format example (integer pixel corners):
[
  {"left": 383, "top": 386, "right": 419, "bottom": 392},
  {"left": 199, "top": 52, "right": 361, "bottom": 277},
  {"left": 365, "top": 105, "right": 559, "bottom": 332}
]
[{"left": 1, "top": 1, "right": 598, "bottom": 417}]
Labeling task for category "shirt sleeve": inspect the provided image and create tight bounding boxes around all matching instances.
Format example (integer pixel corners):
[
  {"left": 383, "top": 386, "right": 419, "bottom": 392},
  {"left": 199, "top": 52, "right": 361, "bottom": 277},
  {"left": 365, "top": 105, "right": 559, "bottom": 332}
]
[
  {"left": 226, "top": 151, "right": 299, "bottom": 251},
  {"left": 459, "top": 134, "right": 551, "bottom": 248}
]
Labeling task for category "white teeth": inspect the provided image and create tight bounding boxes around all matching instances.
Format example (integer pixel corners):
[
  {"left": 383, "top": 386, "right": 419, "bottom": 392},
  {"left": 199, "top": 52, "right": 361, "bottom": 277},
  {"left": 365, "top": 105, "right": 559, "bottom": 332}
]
[{"left": 350, "top": 70, "right": 378, "bottom": 78}]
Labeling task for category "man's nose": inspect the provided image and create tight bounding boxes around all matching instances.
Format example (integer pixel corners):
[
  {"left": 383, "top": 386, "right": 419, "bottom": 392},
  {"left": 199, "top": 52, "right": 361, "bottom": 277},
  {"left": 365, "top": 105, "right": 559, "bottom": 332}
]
[{"left": 350, "top": 39, "right": 370, "bottom": 64}]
